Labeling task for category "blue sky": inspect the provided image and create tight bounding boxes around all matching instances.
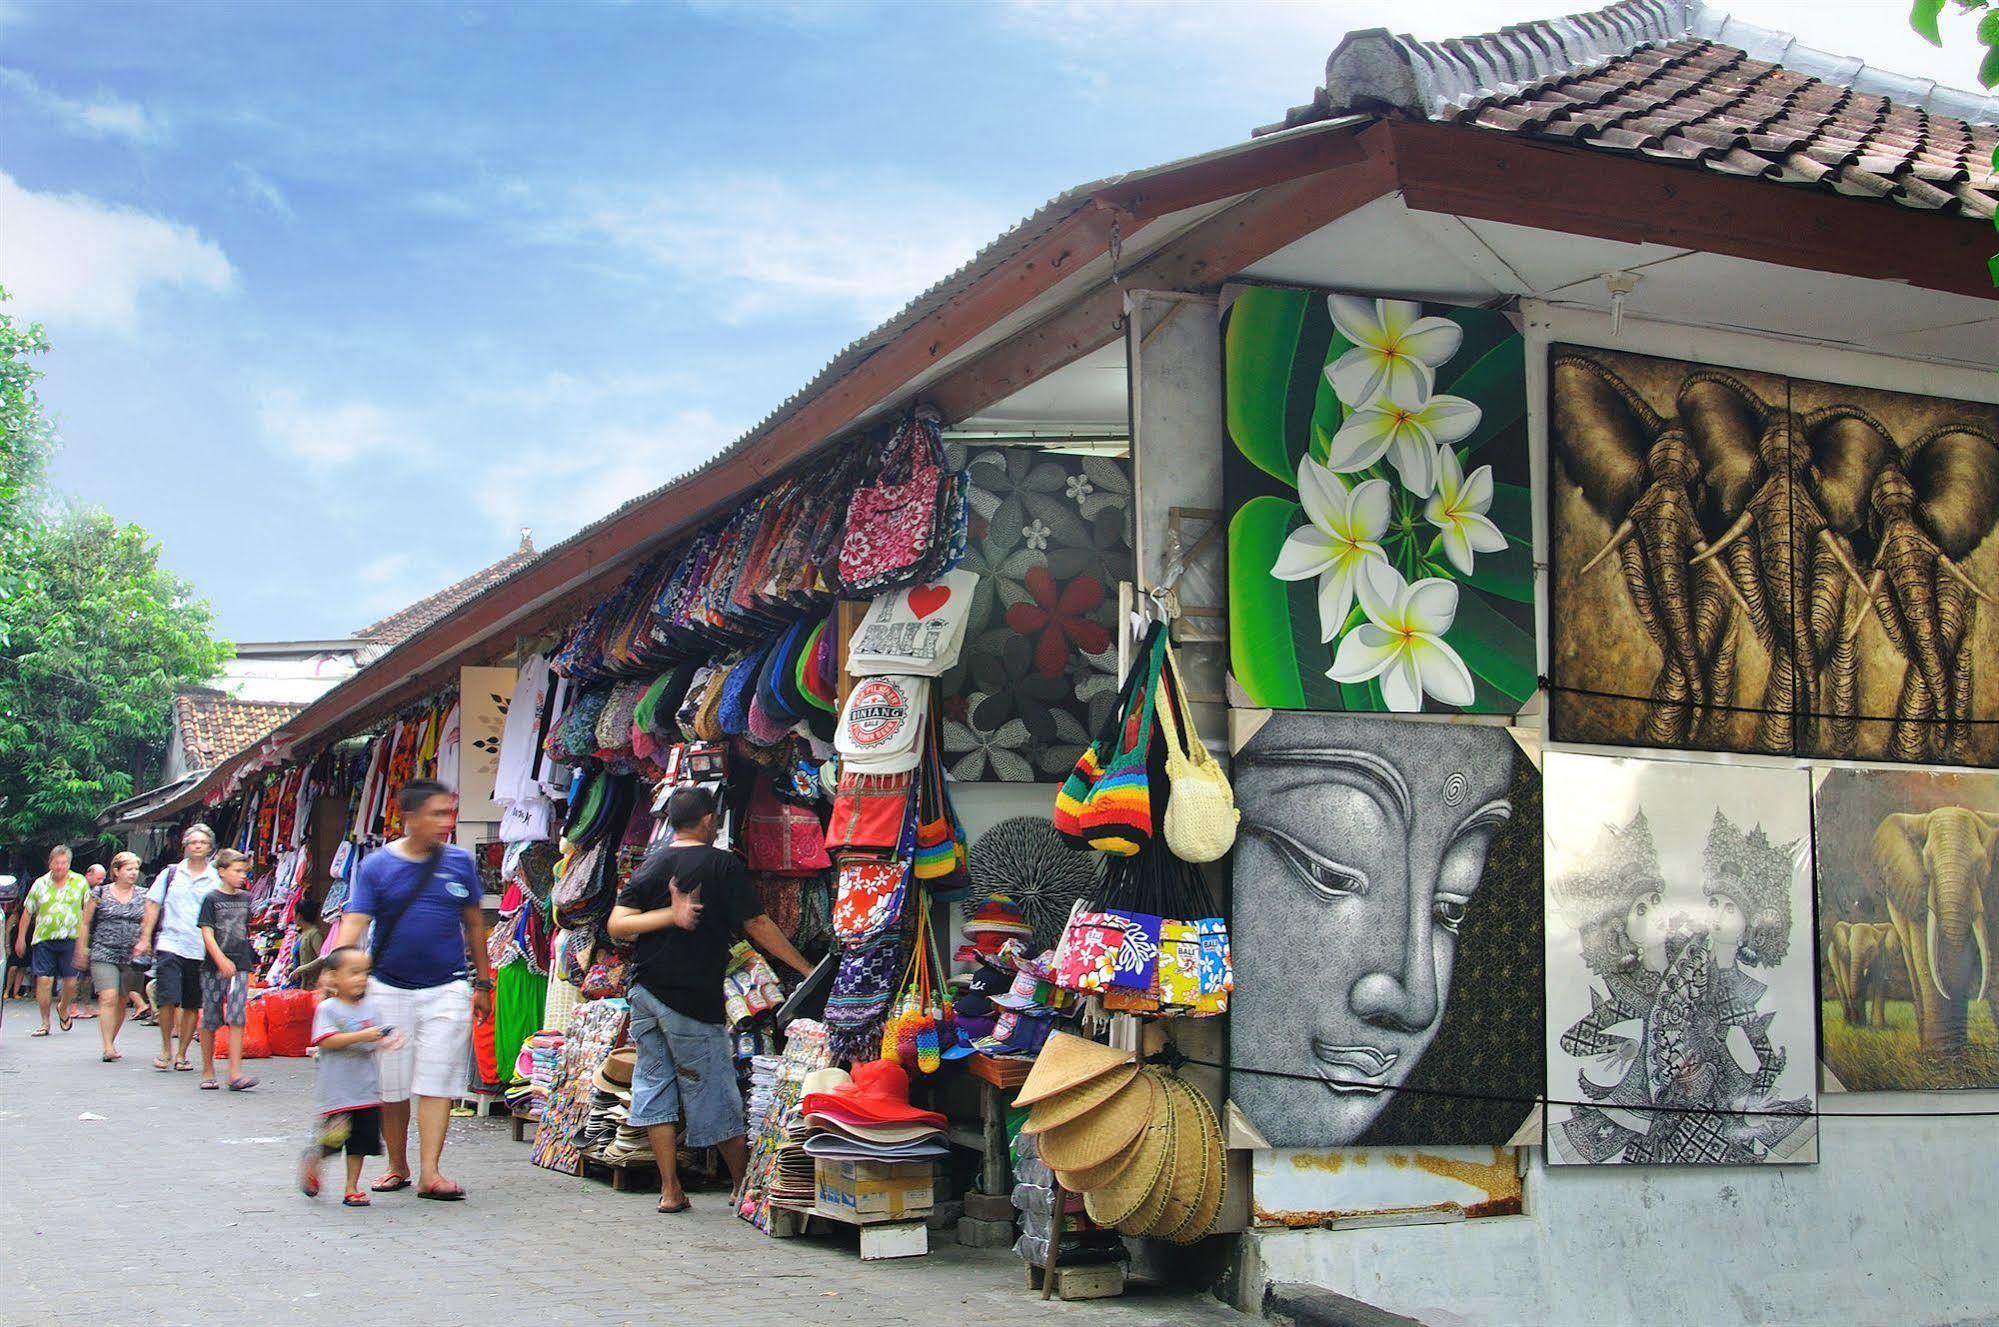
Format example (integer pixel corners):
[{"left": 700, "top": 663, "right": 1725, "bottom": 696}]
[{"left": 1, "top": 0, "right": 1975, "bottom": 642}]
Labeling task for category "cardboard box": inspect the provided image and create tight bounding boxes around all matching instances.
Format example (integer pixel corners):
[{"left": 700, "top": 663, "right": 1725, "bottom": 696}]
[{"left": 816, "top": 1159, "right": 936, "bottom": 1222}]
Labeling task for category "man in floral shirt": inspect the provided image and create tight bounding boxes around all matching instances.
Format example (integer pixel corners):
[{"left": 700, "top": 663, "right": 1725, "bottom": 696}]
[{"left": 13, "top": 845, "right": 88, "bottom": 1035}]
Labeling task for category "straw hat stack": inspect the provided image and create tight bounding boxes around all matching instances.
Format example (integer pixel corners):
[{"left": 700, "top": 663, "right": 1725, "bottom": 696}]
[{"left": 1016, "top": 1032, "right": 1224, "bottom": 1244}]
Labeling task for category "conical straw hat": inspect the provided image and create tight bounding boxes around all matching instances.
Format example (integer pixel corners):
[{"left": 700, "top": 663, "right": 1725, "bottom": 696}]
[
  {"left": 1167, "top": 1085, "right": 1226, "bottom": 1244},
  {"left": 1022, "top": 1061, "right": 1140, "bottom": 1135},
  {"left": 1080, "top": 1069, "right": 1174, "bottom": 1228},
  {"left": 1015, "top": 1031, "right": 1134, "bottom": 1107},
  {"left": 1054, "top": 1140, "right": 1139, "bottom": 1194},
  {"left": 1145, "top": 1076, "right": 1220, "bottom": 1241},
  {"left": 1035, "top": 1069, "right": 1157, "bottom": 1173}
]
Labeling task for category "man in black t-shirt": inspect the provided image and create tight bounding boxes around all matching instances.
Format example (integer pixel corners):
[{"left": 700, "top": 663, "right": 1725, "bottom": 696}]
[{"left": 608, "top": 785, "right": 812, "bottom": 1213}]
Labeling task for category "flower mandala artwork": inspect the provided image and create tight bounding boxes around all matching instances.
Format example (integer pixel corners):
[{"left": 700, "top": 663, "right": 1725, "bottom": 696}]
[
  {"left": 1223, "top": 284, "right": 1534, "bottom": 713},
  {"left": 939, "top": 445, "right": 1130, "bottom": 779}
]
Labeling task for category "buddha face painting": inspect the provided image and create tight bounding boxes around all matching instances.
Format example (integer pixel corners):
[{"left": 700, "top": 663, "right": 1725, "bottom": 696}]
[{"left": 1229, "top": 713, "right": 1521, "bottom": 1147}]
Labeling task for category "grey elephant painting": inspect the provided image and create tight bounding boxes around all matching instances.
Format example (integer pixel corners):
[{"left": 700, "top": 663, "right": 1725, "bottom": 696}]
[
  {"left": 1544, "top": 753, "right": 1817, "bottom": 1165},
  {"left": 1549, "top": 346, "right": 1999, "bottom": 764},
  {"left": 1228, "top": 713, "right": 1542, "bottom": 1148},
  {"left": 1816, "top": 767, "right": 1999, "bottom": 1091}
]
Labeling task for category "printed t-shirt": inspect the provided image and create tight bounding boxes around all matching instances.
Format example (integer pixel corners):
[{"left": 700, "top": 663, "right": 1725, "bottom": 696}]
[
  {"left": 147, "top": 862, "right": 220, "bottom": 961},
  {"left": 25, "top": 873, "right": 88, "bottom": 943},
  {"left": 196, "top": 889, "right": 256, "bottom": 969},
  {"left": 347, "top": 843, "right": 481, "bottom": 990},
  {"left": 311, "top": 996, "right": 385, "bottom": 1114},
  {"left": 615, "top": 842, "right": 760, "bottom": 1025},
  {"left": 87, "top": 886, "right": 149, "bottom": 965}
]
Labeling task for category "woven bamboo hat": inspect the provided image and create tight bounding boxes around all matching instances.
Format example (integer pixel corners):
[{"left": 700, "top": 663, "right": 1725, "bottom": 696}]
[
  {"left": 1081, "top": 1069, "right": 1175, "bottom": 1228},
  {"left": 1022, "top": 1060, "right": 1140, "bottom": 1135},
  {"left": 1139, "top": 1077, "right": 1218, "bottom": 1241},
  {"left": 1015, "top": 1031, "right": 1133, "bottom": 1107},
  {"left": 1034, "top": 1068, "right": 1158, "bottom": 1173},
  {"left": 1054, "top": 1140, "right": 1139, "bottom": 1194},
  {"left": 1165, "top": 1084, "right": 1226, "bottom": 1244}
]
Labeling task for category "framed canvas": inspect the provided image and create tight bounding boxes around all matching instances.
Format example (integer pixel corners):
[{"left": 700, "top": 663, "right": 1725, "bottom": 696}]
[
  {"left": 1223, "top": 284, "right": 1535, "bottom": 714},
  {"left": 1543, "top": 753, "right": 1818, "bottom": 1165}
]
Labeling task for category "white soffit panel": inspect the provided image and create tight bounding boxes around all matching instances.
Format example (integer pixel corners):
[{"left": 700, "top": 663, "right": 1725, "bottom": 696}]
[
  {"left": 1234, "top": 195, "right": 1502, "bottom": 304},
  {"left": 959, "top": 338, "right": 1128, "bottom": 433}
]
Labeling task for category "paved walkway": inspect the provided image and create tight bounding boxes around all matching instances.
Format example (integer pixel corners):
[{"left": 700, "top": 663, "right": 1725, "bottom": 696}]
[{"left": 0, "top": 999, "right": 1246, "bottom": 1326}]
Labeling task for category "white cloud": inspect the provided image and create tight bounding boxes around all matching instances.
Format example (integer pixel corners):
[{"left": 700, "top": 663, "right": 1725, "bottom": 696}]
[
  {"left": 256, "top": 389, "right": 431, "bottom": 474},
  {"left": 0, "top": 67, "right": 165, "bottom": 143},
  {"left": 474, "top": 408, "right": 741, "bottom": 540},
  {"left": 556, "top": 173, "right": 1007, "bottom": 323},
  {"left": 0, "top": 171, "right": 235, "bottom": 334},
  {"left": 232, "top": 163, "right": 294, "bottom": 219}
]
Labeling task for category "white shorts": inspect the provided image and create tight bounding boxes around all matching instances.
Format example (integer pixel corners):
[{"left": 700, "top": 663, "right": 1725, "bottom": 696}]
[{"left": 367, "top": 978, "right": 473, "bottom": 1103}]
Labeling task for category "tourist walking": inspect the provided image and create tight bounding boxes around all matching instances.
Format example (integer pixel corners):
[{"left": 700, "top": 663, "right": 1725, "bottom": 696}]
[
  {"left": 300, "top": 947, "right": 399, "bottom": 1208},
  {"left": 196, "top": 849, "right": 258, "bottom": 1092},
  {"left": 71, "top": 863, "right": 105, "bottom": 1022},
  {"left": 608, "top": 784, "right": 813, "bottom": 1212},
  {"left": 74, "top": 852, "right": 150, "bottom": 1061},
  {"left": 14, "top": 845, "right": 88, "bottom": 1037},
  {"left": 135, "top": 824, "right": 221, "bottom": 1072},
  {"left": 334, "top": 779, "right": 494, "bottom": 1201}
]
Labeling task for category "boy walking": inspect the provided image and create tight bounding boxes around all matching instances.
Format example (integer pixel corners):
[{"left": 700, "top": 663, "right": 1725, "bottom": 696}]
[
  {"left": 303, "top": 947, "right": 398, "bottom": 1208},
  {"left": 196, "top": 849, "right": 258, "bottom": 1092}
]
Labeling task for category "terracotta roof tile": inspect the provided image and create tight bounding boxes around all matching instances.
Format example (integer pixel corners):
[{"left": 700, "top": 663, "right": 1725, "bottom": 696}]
[{"left": 173, "top": 689, "right": 305, "bottom": 770}]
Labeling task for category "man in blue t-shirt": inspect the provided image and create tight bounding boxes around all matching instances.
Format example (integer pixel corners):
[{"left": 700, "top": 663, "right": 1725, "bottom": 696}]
[{"left": 335, "top": 779, "right": 493, "bottom": 1202}]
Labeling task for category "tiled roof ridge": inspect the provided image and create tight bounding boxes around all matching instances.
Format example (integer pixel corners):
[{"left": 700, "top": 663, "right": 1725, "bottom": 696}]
[
  {"left": 1291, "top": 0, "right": 1999, "bottom": 128},
  {"left": 172, "top": 687, "right": 306, "bottom": 771}
]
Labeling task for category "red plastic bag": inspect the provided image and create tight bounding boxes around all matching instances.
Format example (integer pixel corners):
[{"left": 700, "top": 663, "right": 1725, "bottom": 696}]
[
  {"left": 239, "top": 997, "right": 270, "bottom": 1060},
  {"left": 263, "top": 988, "right": 318, "bottom": 1057},
  {"left": 473, "top": 1001, "right": 498, "bottom": 1088}
]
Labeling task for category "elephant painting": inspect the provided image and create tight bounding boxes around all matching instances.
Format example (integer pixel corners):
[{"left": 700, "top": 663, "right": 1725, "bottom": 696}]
[
  {"left": 1874, "top": 808, "right": 1999, "bottom": 1051},
  {"left": 1816, "top": 767, "right": 1999, "bottom": 1091},
  {"left": 1550, "top": 346, "right": 1999, "bottom": 764},
  {"left": 1824, "top": 920, "right": 1902, "bottom": 1028}
]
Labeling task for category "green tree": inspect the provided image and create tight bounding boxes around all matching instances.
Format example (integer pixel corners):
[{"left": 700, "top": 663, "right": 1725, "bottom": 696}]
[
  {"left": 1910, "top": 1, "right": 1999, "bottom": 283},
  {"left": 0, "top": 287, "right": 55, "bottom": 617},
  {"left": 0, "top": 509, "right": 233, "bottom": 850}
]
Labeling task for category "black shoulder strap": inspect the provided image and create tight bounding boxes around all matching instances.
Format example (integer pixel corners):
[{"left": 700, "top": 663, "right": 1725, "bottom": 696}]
[
  {"left": 156, "top": 864, "right": 180, "bottom": 909},
  {"left": 369, "top": 849, "right": 447, "bottom": 962}
]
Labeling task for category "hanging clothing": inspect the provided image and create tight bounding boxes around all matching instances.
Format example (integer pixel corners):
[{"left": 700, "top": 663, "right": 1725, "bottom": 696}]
[
  {"left": 495, "top": 655, "right": 553, "bottom": 806},
  {"left": 436, "top": 700, "right": 462, "bottom": 795},
  {"left": 495, "top": 962, "right": 548, "bottom": 1087}
]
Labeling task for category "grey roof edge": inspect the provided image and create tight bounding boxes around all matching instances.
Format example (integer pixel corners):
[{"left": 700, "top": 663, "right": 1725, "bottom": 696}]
[{"left": 1306, "top": 0, "right": 1999, "bottom": 126}]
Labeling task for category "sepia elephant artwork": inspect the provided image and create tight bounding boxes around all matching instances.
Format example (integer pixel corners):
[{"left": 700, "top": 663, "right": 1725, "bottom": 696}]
[
  {"left": 1874, "top": 808, "right": 1999, "bottom": 1051},
  {"left": 1549, "top": 346, "right": 1999, "bottom": 763},
  {"left": 1824, "top": 920, "right": 1902, "bottom": 1028},
  {"left": 1816, "top": 767, "right": 1999, "bottom": 1091}
]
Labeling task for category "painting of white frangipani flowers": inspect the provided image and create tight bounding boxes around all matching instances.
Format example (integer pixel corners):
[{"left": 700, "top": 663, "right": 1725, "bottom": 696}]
[{"left": 1225, "top": 284, "right": 1534, "bottom": 714}]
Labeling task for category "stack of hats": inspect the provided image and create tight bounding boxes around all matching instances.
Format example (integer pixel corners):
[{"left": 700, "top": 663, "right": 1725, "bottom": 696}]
[
  {"left": 1017, "top": 1033, "right": 1224, "bottom": 1245},
  {"left": 505, "top": 1029, "right": 565, "bottom": 1120},
  {"left": 958, "top": 895, "right": 1033, "bottom": 961},
  {"left": 799, "top": 1061, "right": 950, "bottom": 1162},
  {"left": 581, "top": 1047, "right": 652, "bottom": 1166}
]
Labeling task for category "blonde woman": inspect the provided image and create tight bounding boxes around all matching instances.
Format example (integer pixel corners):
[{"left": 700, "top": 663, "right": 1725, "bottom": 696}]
[{"left": 75, "top": 853, "right": 151, "bottom": 1061}]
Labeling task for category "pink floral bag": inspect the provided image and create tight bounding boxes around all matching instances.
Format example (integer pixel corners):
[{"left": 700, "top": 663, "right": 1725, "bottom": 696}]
[
  {"left": 839, "top": 409, "right": 944, "bottom": 595},
  {"left": 1050, "top": 907, "right": 1128, "bottom": 993}
]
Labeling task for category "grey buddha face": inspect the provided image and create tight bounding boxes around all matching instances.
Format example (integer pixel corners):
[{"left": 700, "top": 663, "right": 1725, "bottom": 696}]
[{"left": 1233, "top": 714, "right": 1516, "bottom": 1145}]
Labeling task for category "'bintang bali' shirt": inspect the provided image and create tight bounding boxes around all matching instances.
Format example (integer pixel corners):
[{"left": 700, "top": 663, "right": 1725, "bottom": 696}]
[{"left": 26, "top": 873, "right": 88, "bottom": 944}]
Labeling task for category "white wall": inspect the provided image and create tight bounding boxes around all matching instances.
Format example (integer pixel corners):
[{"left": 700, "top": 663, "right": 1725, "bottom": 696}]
[
  {"left": 218, "top": 648, "right": 359, "bottom": 704},
  {"left": 1132, "top": 274, "right": 1999, "bottom": 1326}
]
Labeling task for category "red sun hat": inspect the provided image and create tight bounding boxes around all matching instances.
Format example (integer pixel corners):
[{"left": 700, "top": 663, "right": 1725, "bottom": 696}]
[{"left": 799, "top": 1059, "right": 946, "bottom": 1129}]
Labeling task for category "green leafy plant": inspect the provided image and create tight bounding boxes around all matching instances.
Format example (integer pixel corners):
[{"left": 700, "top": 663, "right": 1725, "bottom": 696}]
[{"left": 1910, "top": 0, "right": 1999, "bottom": 284}]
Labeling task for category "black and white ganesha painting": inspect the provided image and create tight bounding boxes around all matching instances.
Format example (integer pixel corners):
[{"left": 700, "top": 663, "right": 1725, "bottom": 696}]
[
  {"left": 1229, "top": 713, "right": 1542, "bottom": 1149},
  {"left": 1543, "top": 753, "right": 1818, "bottom": 1166}
]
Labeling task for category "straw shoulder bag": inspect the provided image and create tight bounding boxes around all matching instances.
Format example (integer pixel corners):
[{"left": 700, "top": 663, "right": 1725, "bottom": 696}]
[{"left": 1155, "top": 640, "right": 1237, "bottom": 863}]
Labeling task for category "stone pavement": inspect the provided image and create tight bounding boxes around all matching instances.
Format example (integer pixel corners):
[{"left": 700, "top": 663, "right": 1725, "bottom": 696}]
[{"left": 0, "top": 998, "right": 1247, "bottom": 1327}]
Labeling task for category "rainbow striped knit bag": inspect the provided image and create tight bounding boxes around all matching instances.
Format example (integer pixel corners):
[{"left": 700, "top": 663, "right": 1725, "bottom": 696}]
[
  {"left": 1053, "top": 623, "right": 1158, "bottom": 847},
  {"left": 1077, "top": 628, "right": 1166, "bottom": 856}
]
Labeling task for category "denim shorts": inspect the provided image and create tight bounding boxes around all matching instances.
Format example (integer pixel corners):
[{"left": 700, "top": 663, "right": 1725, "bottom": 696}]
[{"left": 626, "top": 984, "right": 745, "bottom": 1148}]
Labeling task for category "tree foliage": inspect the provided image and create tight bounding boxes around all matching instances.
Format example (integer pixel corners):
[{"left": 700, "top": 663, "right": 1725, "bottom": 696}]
[
  {"left": 1909, "top": 0, "right": 1999, "bottom": 283},
  {"left": 0, "top": 508, "right": 233, "bottom": 851},
  {"left": 0, "top": 288, "right": 55, "bottom": 616}
]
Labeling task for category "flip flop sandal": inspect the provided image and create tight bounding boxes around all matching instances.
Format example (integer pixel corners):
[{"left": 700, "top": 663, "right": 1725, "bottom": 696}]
[
  {"left": 174, "top": 1060, "right": 194, "bottom": 1071},
  {"left": 228, "top": 1076, "right": 258, "bottom": 1092},
  {"left": 343, "top": 1193, "right": 371, "bottom": 1208},
  {"left": 153, "top": 1056, "right": 171, "bottom": 1070},
  {"left": 199, "top": 1079, "right": 220, "bottom": 1090},
  {"left": 417, "top": 1181, "right": 467, "bottom": 1202},
  {"left": 371, "top": 1172, "right": 412, "bottom": 1193},
  {"left": 58, "top": 1014, "right": 72, "bottom": 1031},
  {"left": 299, "top": 1152, "right": 322, "bottom": 1198},
  {"left": 656, "top": 1199, "right": 691, "bottom": 1214},
  {"left": 29, "top": 1028, "right": 48, "bottom": 1037},
  {"left": 101, "top": 1053, "right": 117, "bottom": 1062}
]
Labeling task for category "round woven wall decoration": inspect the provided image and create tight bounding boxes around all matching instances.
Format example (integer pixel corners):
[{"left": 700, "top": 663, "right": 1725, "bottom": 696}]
[{"left": 967, "top": 816, "right": 1097, "bottom": 951}]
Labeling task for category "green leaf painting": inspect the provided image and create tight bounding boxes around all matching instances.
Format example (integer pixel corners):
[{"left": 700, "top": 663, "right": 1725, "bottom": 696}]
[{"left": 1222, "top": 285, "right": 1537, "bottom": 714}]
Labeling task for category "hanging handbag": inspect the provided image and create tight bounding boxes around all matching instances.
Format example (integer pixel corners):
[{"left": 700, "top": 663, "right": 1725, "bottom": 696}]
[
  {"left": 838, "top": 408, "right": 945, "bottom": 594},
  {"left": 1052, "top": 627, "right": 1154, "bottom": 847},
  {"left": 832, "top": 794, "right": 916, "bottom": 947},
  {"left": 826, "top": 769, "right": 914, "bottom": 851},
  {"left": 1077, "top": 628, "right": 1166, "bottom": 856},
  {"left": 742, "top": 778, "right": 832, "bottom": 877},
  {"left": 911, "top": 716, "right": 971, "bottom": 900},
  {"left": 1154, "top": 637, "right": 1238, "bottom": 863}
]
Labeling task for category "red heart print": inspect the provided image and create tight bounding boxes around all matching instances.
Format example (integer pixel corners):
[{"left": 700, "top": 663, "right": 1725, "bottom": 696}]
[{"left": 907, "top": 584, "right": 951, "bottom": 619}]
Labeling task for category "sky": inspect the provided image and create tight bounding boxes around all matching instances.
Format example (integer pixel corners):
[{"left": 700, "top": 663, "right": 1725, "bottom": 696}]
[{"left": 1, "top": 0, "right": 1985, "bottom": 642}]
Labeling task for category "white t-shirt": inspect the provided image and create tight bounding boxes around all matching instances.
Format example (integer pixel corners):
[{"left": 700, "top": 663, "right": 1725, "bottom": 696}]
[{"left": 147, "top": 860, "right": 221, "bottom": 961}]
